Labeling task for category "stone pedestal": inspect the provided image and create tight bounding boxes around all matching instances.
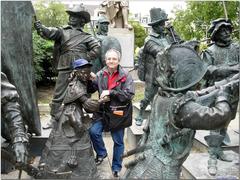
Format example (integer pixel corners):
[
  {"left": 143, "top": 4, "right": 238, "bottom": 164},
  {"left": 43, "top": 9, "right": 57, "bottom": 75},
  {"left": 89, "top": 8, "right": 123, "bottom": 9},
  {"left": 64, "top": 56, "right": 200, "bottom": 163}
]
[
  {"left": 126, "top": 103, "right": 151, "bottom": 150},
  {"left": 182, "top": 151, "right": 239, "bottom": 179},
  {"left": 127, "top": 119, "right": 147, "bottom": 150},
  {"left": 108, "top": 28, "right": 134, "bottom": 68}
]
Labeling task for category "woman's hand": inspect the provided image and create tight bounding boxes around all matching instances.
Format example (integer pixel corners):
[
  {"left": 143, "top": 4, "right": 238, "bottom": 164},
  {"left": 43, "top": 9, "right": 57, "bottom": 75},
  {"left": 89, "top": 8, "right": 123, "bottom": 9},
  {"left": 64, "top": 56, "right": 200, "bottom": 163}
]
[{"left": 100, "top": 90, "right": 110, "bottom": 99}]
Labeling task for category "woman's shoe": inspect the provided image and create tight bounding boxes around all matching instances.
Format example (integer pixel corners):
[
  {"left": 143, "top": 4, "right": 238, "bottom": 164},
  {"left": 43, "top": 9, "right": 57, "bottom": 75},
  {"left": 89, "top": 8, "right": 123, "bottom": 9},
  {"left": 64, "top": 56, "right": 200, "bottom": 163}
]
[
  {"left": 95, "top": 154, "right": 107, "bottom": 165},
  {"left": 113, "top": 171, "right": 119, "bottom": 177}
]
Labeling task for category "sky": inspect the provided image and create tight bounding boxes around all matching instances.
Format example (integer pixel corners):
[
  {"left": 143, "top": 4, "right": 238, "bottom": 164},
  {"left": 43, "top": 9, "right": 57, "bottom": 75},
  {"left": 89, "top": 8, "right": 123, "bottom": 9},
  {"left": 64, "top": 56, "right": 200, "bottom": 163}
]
[
  {"left": 79, "top": 0, "right": 187, "bottom": 18},
  {"left": 129, "top": 1, "right": 186, "bottom": 17}
]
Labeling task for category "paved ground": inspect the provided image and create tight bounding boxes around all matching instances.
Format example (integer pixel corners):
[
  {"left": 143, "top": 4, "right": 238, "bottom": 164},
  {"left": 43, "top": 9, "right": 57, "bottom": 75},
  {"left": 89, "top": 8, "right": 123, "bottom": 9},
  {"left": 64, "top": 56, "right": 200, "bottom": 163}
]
[
  {"left": 1, "top": 113, "right": 132, "bottom": 179},
  {"left": 2, "top": 105, "right": 239, "bottom": 179}
]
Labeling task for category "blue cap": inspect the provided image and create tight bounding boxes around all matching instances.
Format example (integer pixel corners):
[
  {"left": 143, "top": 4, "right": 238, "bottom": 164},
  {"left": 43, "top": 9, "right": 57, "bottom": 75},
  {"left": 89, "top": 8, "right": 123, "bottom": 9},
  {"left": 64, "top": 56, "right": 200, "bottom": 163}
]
[{"left": 72, "top": 59, "right": 92, "bottom": 69}]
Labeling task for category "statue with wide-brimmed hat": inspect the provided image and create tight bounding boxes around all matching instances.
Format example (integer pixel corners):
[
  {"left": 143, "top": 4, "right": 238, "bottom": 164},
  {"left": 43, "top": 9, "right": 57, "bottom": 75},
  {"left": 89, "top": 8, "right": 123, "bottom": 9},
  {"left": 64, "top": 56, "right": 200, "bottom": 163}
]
[
  {"left": 135, "top": 7, "right": 181, "bottom": 126},
  {"left": 124, "top": 43, "right": 238, "bottom": 179},
  {"left": 201, "top": 18, "right": 239, "bottom": 176},
  {"left": 34, "top": 4, "right": 100, "bottom": 130},
  {"left": 66, "top": 4, "right": 91, "bottom": 24},
  {"left": 208, "top": 18, "right": 233, "bottom": 41}
]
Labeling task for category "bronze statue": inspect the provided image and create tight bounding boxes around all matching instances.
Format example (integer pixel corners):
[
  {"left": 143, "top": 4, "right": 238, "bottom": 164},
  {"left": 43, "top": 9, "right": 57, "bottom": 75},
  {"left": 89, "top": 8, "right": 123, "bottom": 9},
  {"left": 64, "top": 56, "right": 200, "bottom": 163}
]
[
  {"left": 201, "top": 18, "right": 239, "bottom": 176},
  {"left": 1, "top": 1, "right": 41, "bottom": 135},
  {"left": 135, "top": 8, "right": 181, "bottom": 126},
  {"left": 34, "top": 4, "right": 100, "bottom": 129},
  {"left": 1, "top": 72, "right": 29, "bottom": 171},
  {"left": 38, "top": 59, "right": 99, "bottom": 179},
  {"left": 92, "top": 15, "right": 122, "bottom": 73},
  {"left": 96, "top": 15, "right": 110, "bottom": 37},
  {"left": 123, "top": 45, "right": 239, "bottom": 179},
  {"left": 100, "top": 0, "right": 132, "bottom": 30}
]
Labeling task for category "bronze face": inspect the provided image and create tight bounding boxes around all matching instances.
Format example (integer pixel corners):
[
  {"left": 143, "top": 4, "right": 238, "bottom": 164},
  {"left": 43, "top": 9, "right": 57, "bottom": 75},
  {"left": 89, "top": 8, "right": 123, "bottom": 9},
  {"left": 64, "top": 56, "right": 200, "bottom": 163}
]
[
  {"left": 76, "top": 67, "right": 91, "bottom": 82},
  {"left": 68, "top": 14, "right": 86, "bottom": 27},
  {"left": 215, "top": 26, "right": 231, "bottom": 45}
]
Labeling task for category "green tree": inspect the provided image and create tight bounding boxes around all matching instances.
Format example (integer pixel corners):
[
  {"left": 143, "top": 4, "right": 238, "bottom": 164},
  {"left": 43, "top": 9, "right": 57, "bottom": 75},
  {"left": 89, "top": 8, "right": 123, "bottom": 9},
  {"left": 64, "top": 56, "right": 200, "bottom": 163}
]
[
  {"left": 130, "top": 21, "right": 148, "bottom": 50},
  {"left": 32, "top": 31, "right": 54, "bottom": 82},
  {"left": 32, "top": 0, "right": 68, "bottom": 83},
  {"left": 172, "top": 1, "right": 239, "bottom": 41},
  {"left": 32, "top": 31, "right": 45, "bottom": 82},
  {"left": 34, "top": 0, "right": 68, "bottom": 27}
]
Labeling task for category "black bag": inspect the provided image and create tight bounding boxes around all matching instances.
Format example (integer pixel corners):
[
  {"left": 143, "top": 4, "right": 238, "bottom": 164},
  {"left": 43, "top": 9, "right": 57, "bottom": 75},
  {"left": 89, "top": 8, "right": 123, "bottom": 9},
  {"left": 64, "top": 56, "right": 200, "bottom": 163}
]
[{"left": 102, "top": 102, "right": 133, "bottom": 132}]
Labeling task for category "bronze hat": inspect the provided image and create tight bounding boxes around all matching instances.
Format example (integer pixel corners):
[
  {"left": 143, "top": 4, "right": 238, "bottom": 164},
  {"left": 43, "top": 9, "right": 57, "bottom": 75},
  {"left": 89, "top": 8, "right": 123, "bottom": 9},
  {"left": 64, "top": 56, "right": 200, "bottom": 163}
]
[
  {"left": 66, "top": 4, "right": 91, "bottom": 23},
  {"left": 148, "top": 8, "right": 168, "bottom": 26},
  {"left": 208, "top": 18, "right": 233, "bottom": 39},
  {"left": 156, "top": 45, "right": 208, "bottom": 92}
]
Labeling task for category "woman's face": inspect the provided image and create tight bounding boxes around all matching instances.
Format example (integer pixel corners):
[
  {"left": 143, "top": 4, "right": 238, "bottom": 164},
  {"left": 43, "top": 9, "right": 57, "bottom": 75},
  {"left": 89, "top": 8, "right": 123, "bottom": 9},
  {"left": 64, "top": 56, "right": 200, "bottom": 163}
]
[{"left": 105, "top": 51, "right": 120, "bottom": 72}]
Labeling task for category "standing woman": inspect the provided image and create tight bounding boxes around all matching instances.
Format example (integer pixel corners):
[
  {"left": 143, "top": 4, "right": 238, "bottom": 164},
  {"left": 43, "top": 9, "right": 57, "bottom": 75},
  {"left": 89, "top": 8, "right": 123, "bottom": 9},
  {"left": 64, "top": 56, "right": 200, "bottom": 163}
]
[{"left": 89, "top": 48, "right": 135, "bottom": 177}]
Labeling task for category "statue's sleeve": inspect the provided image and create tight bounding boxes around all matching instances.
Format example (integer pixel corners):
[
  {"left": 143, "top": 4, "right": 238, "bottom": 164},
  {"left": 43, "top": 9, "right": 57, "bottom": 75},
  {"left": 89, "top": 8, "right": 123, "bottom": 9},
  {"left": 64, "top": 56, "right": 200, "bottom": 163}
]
[
  {"left": 201, "top": 49, "right": 214, "bottom": 65},
  {"left": 86, "top": 35, "right": 101, "bottom": 61},
  {"left": 144, "top": 40, "right": 164, "bottom": 58},
  {"left": 173, "top": 91, "right": 231, "bottom": 130},
  {"left": 79, "top": 96, "right": 99, "bottom": 113},
  {"left": 38, "top": 25, "right": 62, "bottom": 41},
  {"left": 1, "top": 73, "right": 28, "bottom": 144},
  {"left": 201, "top": 49, "right": 217, "bottom": 81},
  {"left": 233, "top": 42, "right": 240, "bottom": 63}
]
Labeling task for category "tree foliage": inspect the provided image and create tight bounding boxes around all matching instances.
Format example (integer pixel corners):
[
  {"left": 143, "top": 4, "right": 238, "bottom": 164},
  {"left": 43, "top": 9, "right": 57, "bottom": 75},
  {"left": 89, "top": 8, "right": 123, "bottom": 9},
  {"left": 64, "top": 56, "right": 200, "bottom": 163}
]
[
  {"left": 32, "top": 0, "right": 68, "bottom": 83},
  {"left": 34, "top": 0, "right": 68, "bottom": 27},
  {"left": 172, "top": 1, "right": 239, "bottom": 41},
  {"left": 32, "top": 31, "right": 54, "bottom": 82},
  {"left": 130, "top": 21, "right": 148, "bottom": 50}
]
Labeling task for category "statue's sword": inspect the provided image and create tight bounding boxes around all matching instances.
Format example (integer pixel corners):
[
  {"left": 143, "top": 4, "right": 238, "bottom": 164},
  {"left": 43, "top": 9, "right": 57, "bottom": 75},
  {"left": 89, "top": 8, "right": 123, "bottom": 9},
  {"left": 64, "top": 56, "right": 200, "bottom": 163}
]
[{"left": 30, "top": 2, "right": 43, "bottom": 36}]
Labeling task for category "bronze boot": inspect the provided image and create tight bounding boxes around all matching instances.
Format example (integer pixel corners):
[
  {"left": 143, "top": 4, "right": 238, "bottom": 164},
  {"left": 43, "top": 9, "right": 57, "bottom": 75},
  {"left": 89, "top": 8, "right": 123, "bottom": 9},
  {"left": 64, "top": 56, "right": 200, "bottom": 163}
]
[
  {"left": 207, "top": 154, "right": 217, "bottom": 176},
  {"left": 204, "top": 135, "right": 224, "bottom": 176},
  {"left": 135, "top": 100, "right": 149, "bottom": 126},
  {"left": 135, "top": 111, "right": 144, "bottom": 126}
]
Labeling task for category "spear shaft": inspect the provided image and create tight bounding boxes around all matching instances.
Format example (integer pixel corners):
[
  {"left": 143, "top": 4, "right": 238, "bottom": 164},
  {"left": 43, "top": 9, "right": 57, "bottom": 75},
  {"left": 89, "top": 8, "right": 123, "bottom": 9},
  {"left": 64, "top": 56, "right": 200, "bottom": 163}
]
[{"left": 222, "top": 1, "right": 228, "bottom": 19}]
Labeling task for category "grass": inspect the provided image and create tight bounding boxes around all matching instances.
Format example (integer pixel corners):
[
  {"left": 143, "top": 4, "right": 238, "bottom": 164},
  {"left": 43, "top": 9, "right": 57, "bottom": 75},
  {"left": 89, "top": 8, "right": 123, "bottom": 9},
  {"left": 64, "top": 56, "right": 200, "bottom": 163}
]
[
  {"left": 132, "top": 82, "right": 145, "bottom": 102},
  {"left": 37, "top": 82, "right": 145, "bottom": 104}
]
